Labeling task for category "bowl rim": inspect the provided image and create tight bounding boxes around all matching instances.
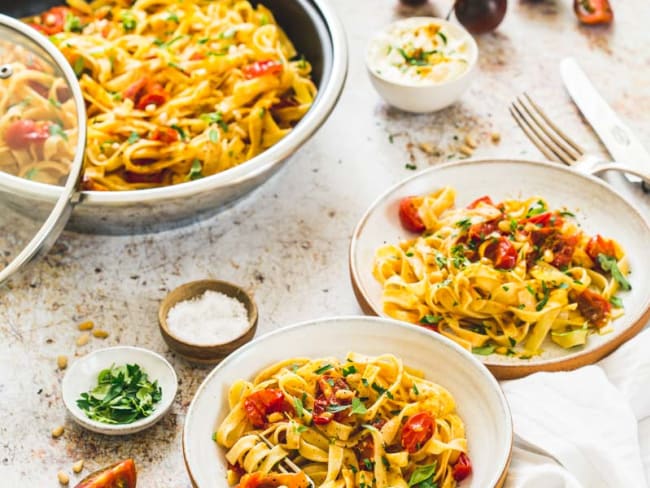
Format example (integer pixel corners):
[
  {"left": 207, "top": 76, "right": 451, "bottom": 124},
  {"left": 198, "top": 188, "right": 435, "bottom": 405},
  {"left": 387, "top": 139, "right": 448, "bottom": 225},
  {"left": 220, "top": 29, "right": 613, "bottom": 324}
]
[
  {"left": 348, "top": 157, "right": 650, "bottom": 379},
  {"left": 61, "top": 345, "right": 178, "bottom": 434},
  {"left": 0, "top": 0, "right": 349, "bottom": 206},
  {"left": 158, "top": 279, "right": 258, "bottom": 349},
  {"left": 365, "top": 16, "right": 478, "bottom": 89},
  {"left": 182, "top": 315, "right": 513, "bottom": 488}
]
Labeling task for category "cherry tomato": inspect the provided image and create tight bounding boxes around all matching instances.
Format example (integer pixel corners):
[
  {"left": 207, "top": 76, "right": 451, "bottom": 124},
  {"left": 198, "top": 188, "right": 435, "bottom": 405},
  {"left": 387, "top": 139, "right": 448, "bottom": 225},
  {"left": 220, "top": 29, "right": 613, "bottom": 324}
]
[
  {"left": 574, "top": 0, "right": 613, "bottom": 25},
  {"left": 237, "top": 471, "right": 310, "bottom": 488},
  {"left": 525, "top": 212, "right": 563, "bottom": 228},
  {"left": 576, "top": 289, "right": 611, "bottom": 328},
  {"left": 74, "top": 459, "right": 136, "bottom": 488},
  {"left": 33, "top": 7, "right": 69, "bottom": 36},
  {"left": 454, "top": 0, "right": 507, "bottom": 34},
  {"left": 550, "top": 234, "right": 578, "bottom": 269},
  {"left": 242, "top": 59, "right": 283, "bottom": 79},
  {"left": 124, "top": 78, "right": 149, "bottom": 103},
  {"left": 452, "top": 453, "right": 473, "bottom": 482},
  {"left": 485, "top": 236, "right": 517, "bottom": 270},
  {"left": 467, "top": 195, "right": 493, "bottom": 209},
  {"left": 150, "top": 127, "right": 179, "bottom": 143},
  {"left": 125, "top": 79, "right": 168, "bottom": 110},
  {"left": 136, "top": 90, "right": 167, "bottom": 110},
  {"left": 467, "top": 220, "right": 498, "bottom": 243},
  {"left": 398, "top": 197, "right": 425, "bottom": 233},
  {"left": 312, "top": 376, "right": 352, "bottom": 425},
  {"left": 401, "top": 412, "right": 435, "bottom": 453},
  {"left": 243, "top": 389, "right": 289, "bottom": 428},
  {"left": 4, "top": 119, "right": 52, "bottom": 150},
  {"left": 585, "top": 234, "right": 616, "bottom": 261}
]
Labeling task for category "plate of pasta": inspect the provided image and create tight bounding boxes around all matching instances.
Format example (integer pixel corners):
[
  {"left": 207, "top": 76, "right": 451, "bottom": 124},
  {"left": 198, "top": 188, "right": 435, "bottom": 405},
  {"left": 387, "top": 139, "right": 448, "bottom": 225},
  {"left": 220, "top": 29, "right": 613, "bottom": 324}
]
[
  {"left": 349, "top": 159, "right": 650, "bottom": 379},
  {"left": 183, "top": 316, "right": 512, "bottom": 488}
]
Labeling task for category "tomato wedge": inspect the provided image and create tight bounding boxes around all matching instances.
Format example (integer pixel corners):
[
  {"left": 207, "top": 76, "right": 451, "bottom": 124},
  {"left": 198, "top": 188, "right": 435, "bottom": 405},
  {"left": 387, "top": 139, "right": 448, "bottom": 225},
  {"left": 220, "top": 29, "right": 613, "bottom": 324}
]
[
  {"left": 576, "top": 289, "right": 611, "bottom": 328},
  {"left": 243, "top": 389, "right": 291, "bottom": 428},
  {"left": 4, "top": 119, "right": 52, "bottom": 150},
  {"left": 574, "top": 0, "right": 613, "bottom": 24},
  {"left": 237, "top": 471, "right": 310, "bottom": 488},
  {"left": 32, "top": 7, "right": 69, "bottom": 36},
  {"left": 74, "top": 459, "right": 136, "bottom": 488},
  {"left": 452, "top": 453, "right": 473, "bottom": 482},
  {"left": 401, "top": 412, "right": 435, "bottom": 453},
  {"left": 398, "top": 197, "right": 425, "bottom": 233},
  {"left": 585, "top": 234, "right": 616, "bottom": 261},
  {"left": 242, "top": 59, "right": 283, "bottom": 79},
  {"left": 485, "top": 236, "right": 517, "bottom": 270},
  {"left": 150, "top": 127, "right": 179, "bottom": 143},
  {"left": 124, "top": 79, "right": 168, "bottom": 110}
]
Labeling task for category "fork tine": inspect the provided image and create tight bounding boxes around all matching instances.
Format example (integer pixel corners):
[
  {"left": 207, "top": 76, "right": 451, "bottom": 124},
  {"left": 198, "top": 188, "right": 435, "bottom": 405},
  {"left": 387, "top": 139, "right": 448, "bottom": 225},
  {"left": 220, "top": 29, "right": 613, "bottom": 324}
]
[
  {"left": 257, "top": 432, "right": 315, "bottom": 487},
  {"left": 509, "top": 104, "right": 558, "bottom": 162},
  {"left": 523, "top": 93, "right": 584, "bottom": 155}
]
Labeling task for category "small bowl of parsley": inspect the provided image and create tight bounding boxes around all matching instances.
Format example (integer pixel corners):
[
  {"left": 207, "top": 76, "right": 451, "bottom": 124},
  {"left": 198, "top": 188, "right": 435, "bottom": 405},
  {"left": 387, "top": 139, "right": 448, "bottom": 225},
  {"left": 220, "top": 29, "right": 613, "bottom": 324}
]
[{"left": 62, "top": 346, "right": 178, "bottom": 435}]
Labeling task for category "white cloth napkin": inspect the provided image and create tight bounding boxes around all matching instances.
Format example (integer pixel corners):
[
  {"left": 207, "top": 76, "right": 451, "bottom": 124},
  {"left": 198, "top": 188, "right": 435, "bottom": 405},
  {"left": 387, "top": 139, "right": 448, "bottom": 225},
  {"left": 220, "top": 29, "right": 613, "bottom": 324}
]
[{"left": 501, "top": 328, "right": 650, "bottom": 488}]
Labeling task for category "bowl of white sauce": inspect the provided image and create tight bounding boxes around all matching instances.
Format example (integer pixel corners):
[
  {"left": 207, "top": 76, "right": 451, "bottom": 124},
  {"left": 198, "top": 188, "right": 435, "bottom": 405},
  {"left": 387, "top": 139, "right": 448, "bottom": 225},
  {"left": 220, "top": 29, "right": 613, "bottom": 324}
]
[
  {"left": 158, "top": 280, "right": 258, "bottom": 364},
  {"left": 366, "top": 17, "right": 478, "bottom": 113}
]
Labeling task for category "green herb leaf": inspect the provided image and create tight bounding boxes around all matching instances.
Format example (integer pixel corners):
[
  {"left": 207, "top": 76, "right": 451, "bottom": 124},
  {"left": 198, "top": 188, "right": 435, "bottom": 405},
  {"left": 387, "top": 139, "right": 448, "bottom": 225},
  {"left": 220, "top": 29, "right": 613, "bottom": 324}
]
[
  {"left": 371, "top": 382, "right": 387, "bottom": 396},
  {"left": 127, "top": 131, "right": 140, "bottom": 144},
  {"left": 73, "top": 57, "right": 85, "bottom": 77},
  {"left": 48, "top": 122, "right": 68, "bottom": 141},
  {"left": 294, "top": 397, "right": 304, "bottom": 417},
  {"left": 408, "top": 462, "right": 437, "bottom": 487},
  {"left": 197, "top": 37, "right": 209, "bottom": 44},
  {"left": 437, "top": 31, "right": 447, "bottom": 44},
  {"left": 420, "top": 315, "right": 442, "bottom": 325},
  {"left": 536, "top": 281, "right": 550, "bottom": 311},
  {"left": 120, "top": 11, "right": 137, "bottom": 31},
  {"left": 64, "top": 13, "right": 83, "bottom": 33},
  {"left": 201, "top": 111, "right": 229, "bottom": 132},
  {"left": 610, "top": 296, "right": 623, "bottom": 308},
  {"left": 166, "top": 12, "right": 180, "bottom": 23},
  {"left": 342, "top": 365, "right": 357, "bottom": 376},
  {"left": 350, "top": 397, "right": 367, "bottom": 414},
  {"left": 526, "top": 200, "right": 547, "bottom": 218},
  {"left": 24, "top": 168, "right": 39, "bottom": 180},
  {"left": 314, "top": 364, "right": 333, "bottom": 375},
  {"left": 327, "top": 403, "right": 350, "bottom": 413},
  {"left": 209, "top": 129, "right": 219, "bottom": 143},
  {"left": 455, "top": 218, "right": 471, "bottom": 231},
  {"left": 413, "top": 383, "right": 419, "bottom": 395},
  {"left": 597, "top": 254, "right": 631, "bottom": 291},
  {"left": 187, "top": 159, "right": 203, "bottom": 180},
  {"left": 171, "top": 124, "right": 186, "bottom": 140},
  {"left": 405, "top": 163, "right": 417, "bottom": 170},
  {"left": 508, "top": 337, "right": 516, "bottom": 347},
  {"left": 472, "top": 345, "right": 496, "bottom": 355}
]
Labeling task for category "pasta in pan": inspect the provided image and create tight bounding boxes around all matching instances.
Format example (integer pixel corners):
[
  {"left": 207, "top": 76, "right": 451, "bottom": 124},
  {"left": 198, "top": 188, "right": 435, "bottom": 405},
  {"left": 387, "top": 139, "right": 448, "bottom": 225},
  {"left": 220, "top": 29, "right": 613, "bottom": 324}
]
[
  {"left": 215, "top": 353, "right": 472, "bottom": 488},
  {"left": 21, "top": 0, "right": 316, "bottom": 190},
  {"left": 373, "top": 187, "right": 631, "bottom": 357}
]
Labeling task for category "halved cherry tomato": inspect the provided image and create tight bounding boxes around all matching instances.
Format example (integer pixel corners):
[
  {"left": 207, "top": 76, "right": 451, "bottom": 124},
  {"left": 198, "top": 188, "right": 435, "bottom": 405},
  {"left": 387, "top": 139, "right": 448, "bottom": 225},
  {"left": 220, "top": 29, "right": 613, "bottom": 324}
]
[
  {"left": 312, "top": 376, "right": 352, "bottom": 425},
  {"left": 136, "top": 89, "right": 167, "bottom": 110},
  {"left": 467, "top": 195, "right": 493, "bottom": 209},
  {"left": 485, "top": 236, "right": 517, "bottom": 270},
  {"left": 576, "top": 289, "right": 611, "bottom": 328},
  {"left": 124, "top": 79, "right": 168, "bottom": 110},
  {"left": 585, "top": 234, "right": 616, "bottom": 261},
  {"left": 237, "top": 471, "right": 310, "bottom": 488},
  {"left": 124, "top": 78, "right": 148, "bottom": 102},
  {"left": 401, "top": 412, "right": 435, "bottom": 453},
  {"left": 32, "top": 7, "right": 69, "bottom": 36},
  {"left": 550, "top": 234, "right": 578, "bottom": 269},
  {"left": 398, "top": 197, "right": 425, "bottom": 233},
  {"left": 242, "top": 59, "right": 283, "bottom": 79},
  {"left": 574, "top": 0, "right": 613, "bottom": 25},
  {"left": 525, "top": 212, "right": 563, "bottom": 228},
  {"left": 243, "top": 389, "right": 290, "bottom": 428},
  {"left": 74, "top": 459, "right": 136, "bottom": 488},
  {"left": 452, "top": 453, "right": 473, "bottom": 482},
  {"left": 150, "top": 127, "right": 179, "bottom": 143},
  {"left": 4, "top": 119, "right": 52, "bottom": 150},
  {"left": 467, "top": 220, "right": 498, "bottom": 243}
]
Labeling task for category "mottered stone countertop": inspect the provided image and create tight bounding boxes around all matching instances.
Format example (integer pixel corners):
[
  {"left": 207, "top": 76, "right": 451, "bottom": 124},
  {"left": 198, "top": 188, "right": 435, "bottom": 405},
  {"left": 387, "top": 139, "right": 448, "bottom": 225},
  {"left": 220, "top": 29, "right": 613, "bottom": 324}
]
[{"left": 1, "top": 0, "right": 649, "bottom": 485}]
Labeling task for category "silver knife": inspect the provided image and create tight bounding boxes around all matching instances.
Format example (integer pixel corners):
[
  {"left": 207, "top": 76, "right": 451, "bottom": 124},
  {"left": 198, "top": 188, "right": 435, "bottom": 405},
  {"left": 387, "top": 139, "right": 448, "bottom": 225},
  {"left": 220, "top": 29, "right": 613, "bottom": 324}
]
[{"left": 560, "top": 57, "right": 650, "bottom": 185}]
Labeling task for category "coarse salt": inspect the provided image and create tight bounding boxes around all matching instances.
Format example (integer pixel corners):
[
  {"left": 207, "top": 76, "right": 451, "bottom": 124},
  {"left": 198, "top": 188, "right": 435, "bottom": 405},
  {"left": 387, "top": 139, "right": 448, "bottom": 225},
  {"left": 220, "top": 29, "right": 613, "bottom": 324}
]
[{"left": 167, "top": 290, "right": 249, "bottom": 345}]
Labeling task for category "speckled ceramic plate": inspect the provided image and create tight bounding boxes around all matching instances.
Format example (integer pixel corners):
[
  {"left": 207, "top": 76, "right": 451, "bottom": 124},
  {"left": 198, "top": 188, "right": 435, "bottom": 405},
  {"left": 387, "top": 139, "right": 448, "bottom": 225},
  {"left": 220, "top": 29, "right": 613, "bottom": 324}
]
[
  {"left": 183, "top": 316, "right": 512, "bottom": 488},
  {"left": 349, "top": 159, "right": 650, "bottom": 379}
]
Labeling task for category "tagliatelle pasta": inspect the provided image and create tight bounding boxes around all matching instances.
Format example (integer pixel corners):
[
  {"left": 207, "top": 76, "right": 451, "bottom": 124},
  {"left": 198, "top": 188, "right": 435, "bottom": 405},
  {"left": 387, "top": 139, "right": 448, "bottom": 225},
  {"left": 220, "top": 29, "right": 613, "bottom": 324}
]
[
  {"left": 373, "top": 187, "right": 631, "bottom": 357},
  {"left": 20, "top": 0, "right": 316, "bottom": 190},
  {"left": 215, "top": 353, "right": 471, "bottom": 488}
]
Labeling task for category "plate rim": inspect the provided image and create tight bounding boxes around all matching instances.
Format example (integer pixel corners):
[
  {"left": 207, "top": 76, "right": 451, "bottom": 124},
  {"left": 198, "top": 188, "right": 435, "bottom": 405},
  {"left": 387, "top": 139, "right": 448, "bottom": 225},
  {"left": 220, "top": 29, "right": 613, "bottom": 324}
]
[
  {"left": 182, "top": 315, "right": 513, "bottom": 488},
  {"left": 348, "top": 158, "right": 650, "bottom": 380}
]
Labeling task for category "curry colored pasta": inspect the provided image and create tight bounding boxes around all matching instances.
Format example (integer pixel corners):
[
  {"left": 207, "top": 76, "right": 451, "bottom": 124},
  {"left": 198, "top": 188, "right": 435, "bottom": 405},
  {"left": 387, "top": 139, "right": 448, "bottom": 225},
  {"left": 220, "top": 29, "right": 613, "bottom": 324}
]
[
  {"left": 373, "top": 187, "right": 631, "bottom": 357},
  {"left": 215, "top": 353, "right": 471, "bottom": 488},
  {"left": 19, "top": 0, "right": 316, "bottom": 189}
]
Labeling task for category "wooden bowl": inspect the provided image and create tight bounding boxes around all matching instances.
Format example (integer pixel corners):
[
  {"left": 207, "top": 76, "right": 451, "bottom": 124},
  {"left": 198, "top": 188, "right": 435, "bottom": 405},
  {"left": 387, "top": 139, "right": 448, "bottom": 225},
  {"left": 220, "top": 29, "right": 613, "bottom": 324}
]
[{"left": 158, "top": 280, "right": 258, "bottom": 365}]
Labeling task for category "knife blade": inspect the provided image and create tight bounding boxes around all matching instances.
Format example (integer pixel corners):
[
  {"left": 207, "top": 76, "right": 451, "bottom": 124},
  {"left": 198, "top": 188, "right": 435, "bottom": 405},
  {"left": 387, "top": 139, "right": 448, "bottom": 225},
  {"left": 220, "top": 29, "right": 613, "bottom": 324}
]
[{"left": 560, "top": 57, "right": 650, "bottom": 185}]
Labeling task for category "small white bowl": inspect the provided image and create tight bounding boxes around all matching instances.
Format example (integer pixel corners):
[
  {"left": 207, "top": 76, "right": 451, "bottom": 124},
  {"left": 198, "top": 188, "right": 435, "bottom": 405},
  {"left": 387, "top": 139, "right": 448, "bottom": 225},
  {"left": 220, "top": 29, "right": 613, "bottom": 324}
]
[
  {"left": 62, "top": 346, "right": 178, "bottom": 435},
  {"left": 366, "top": 17, "right": 478, "bottom": 113}
]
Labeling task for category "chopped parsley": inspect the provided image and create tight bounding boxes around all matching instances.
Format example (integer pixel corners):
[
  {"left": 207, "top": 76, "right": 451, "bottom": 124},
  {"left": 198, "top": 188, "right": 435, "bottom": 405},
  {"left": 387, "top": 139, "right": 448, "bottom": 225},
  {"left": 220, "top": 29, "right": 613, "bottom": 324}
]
[
  {"left": 209, "top": 129, "right": 219, "bottom": 143},
  {"left": 420, "top": 315, "right": 443, "bottom": 325},
  {"left": 127, "top": 131, "right": 140, "bottom": 144},
  {"left": 166, "top": 12, "right": 180, "bottom": 23},
  {"left": 48, "top": 123, "right": 68, "bottom": 141},
  {"left": 73, "top": 57, "right": 85, "bottom": 77},
  {"left": 405, "top": 163, "right": 417, "bottom": 170},
  {"left": 187, "top": 159, "right": 203, "bottom": 180},
  {"left": 64, "top": 13, "right": 83, "bottom": 33},
  {"left": 412, "top": 383, "right": 419, "bottom": 395},
  {"left": 508, "top": 337, "right": 517, "bottom": 347},
  {"left": 455, "top": 218, "right": 472, "bottom": 231},
  {"left": 342, "top": 365, "right": 357, "bottom": 376},
  {"left": 201, "top": 111, "right": 229, "bottom": 132},
  {"left": 295, "top": 424, "right": 308, "bottom": 433},
  {"left": 609, "top": 296, "right": 623, "bottom": 308},
  {"left": 535, "top": 281, "right": 550, "bottom": 311},
  {"left": 472, "top": 344, "right": 496, "bottom": 355},
  {"left": 171, "top": 124, "right": 186, "bottom": 140},
  {"left": 120, "top": 11, "right": 137, "bottom": 31},
  {"left": 294, "top": 397, "right": 305, "bottom": 417},
  {"left": 314, "top": 364, "right": 333, "bottom": 375},
  {"left": 525, "top": 200, "right": 547, "bottom": 218}
]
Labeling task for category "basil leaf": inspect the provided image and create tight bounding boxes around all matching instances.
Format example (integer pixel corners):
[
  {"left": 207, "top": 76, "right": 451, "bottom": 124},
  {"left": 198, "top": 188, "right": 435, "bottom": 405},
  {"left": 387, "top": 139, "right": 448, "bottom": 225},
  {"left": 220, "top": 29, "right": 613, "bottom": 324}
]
[
  {"left": 472, "top": 345, "right": 495, "bottom": 355},
  {"left": 314, "top": 364, "right": 333, "bottom": 375},
  {"left": 293, "top": 397, "right": 304, "bottom": 417},
  {"left": 597, "top": 254, "right": 631, "bottom": 291},
  {"left": 351, "top": 397, "right": 367, "bottom": 415},
  {"left": 408, "top": 462, "right": 437, "bottom": 487}
]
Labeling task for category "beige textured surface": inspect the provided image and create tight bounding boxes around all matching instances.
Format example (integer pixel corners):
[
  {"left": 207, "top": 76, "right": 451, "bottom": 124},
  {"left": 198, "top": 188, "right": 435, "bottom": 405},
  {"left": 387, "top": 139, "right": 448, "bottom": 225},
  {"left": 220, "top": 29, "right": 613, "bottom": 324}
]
[{"left": 1, "top": 0, "right": 650, "bottom": 485}]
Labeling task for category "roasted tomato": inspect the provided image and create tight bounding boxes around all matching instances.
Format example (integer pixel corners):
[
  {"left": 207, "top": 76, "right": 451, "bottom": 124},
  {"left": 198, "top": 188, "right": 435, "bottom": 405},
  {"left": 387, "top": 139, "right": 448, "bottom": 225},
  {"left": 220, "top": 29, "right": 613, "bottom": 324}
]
[
  {"left": 312, "top": 376, "right": 352, "bottom": 425},
  {"left": 242, "top": 59, "right": 283, "bottom": 79},
  {"left": 31, "top": 7, "right": 69, "bottom": 35},
  {"left": 576, "top": 289, "right": 611, "bottom": 328},
  {"left": 398, "top": 197, "right": 425, "bottom": 233},
  {"left": 74, "top": 459, "right": 136, "bottom": 488},
  {"left": 467, "top": 220, "right": 498, "bottom": 243},
  {"left": 452, "top": 453, "right": 473, "bottom": 482},
  {"left": 124, "top": 79, "right": 168, "bottom": 110},
  {"left": 585, "top": 234, "right": 617, "bottom": 261},
  {"left": 401, "top": 412, "right": 435, "bottom": 453},
  {"left": 484, "top": 237, "right": 517, "bottom": 270},
  {"left": 574, "top": 0, "right": 613, "bottom": 25},
  {"left": 243, "top": 389, "right": 290, "bottom": 428},
  {"left": 150, "top": 127, "right": 179, "bottom": 143},
  {"left": 4, "top": 119, "right": 52, "bottom": 150},
  {"left": 466, "top": 195, "right": 493, "bottom": 209},
  {"left": 525, "top": 212, "right": 563, "bottom": 228},
  {"left": 550, "top": 234, "right": 578, "bottom": 269},
  {"left": 237, "top": 471, "right": 311, "bottom": 488}
]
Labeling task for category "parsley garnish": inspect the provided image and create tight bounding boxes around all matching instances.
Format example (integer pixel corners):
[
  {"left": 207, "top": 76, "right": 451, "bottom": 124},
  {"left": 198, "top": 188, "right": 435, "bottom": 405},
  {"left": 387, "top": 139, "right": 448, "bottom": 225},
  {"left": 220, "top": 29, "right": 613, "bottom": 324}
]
[
  {"left": 342, "top": 365, "right": 357, "bottom": 376},
  {"left": 508, "top": 337, "right": 516, "bottom": 347},
  {"left": 526, "top": 200, "right": 547, "bottom": 218},
  {"left": 120, "top": 11, "right": 137, "bottom": 31},
  {"left": 597, "top": 254, "right": 631, "bottom": 291},
  {"left": 127, "top": 131, "right": 140, "bottom": 145},
  {"left": 610, "top": 296, "right": 623, "bottom": 308},
  {"left": 536, "top": 281, "right": 550, "bottom": 311},
  {"left": 351, "top": 397, "right": 367, "bottom": 414},
  {"left": 437, "top": 31, "right": 448, "bottom": 44},
  {"left": 472, "top": 345, "right": 496, "bottom": 355},
  {"left": 201, "top": 112, "right": 229, "bottom": 132},
  {"left": 166, "top": 12, "right": 180, "bottom": 23},
  {"left": 48, "top": 122, "right": 68, "bottom": 141},
  {"left": 420, "top": 315, "right": 442, "bottom": 325},
  {"left": 295, "top": 424, "right": 308, "bottom": 433},
  {"left": 170, "top": 124, "right": 186, "bottom": 140},
  {"left": 413, "top": 383, "right": 419, "bottom": 395},
  {"left": 455, "top": 218, "right": 472, "bottom": 231},
  {"left": 314, "top": 364, "right": 333, "bottom": 375},
  {"left": 209, "top": 129, "right": 219, "bottom": 143},
  {"left": 405, "top": 163, "right": 417, "bottom": 170},
  {"left": 187, "top": 159, "right": 203, "bottom": 180},
  {"left": 294, "top": 397, "right": 304, "bottom": 417}
]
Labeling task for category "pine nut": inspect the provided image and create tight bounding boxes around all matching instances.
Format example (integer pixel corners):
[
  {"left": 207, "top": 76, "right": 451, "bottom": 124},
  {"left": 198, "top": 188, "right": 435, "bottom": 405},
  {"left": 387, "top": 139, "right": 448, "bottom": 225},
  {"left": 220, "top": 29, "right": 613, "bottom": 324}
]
[
  {"left": 51, "top": 425, "right": 64, "bottom": 438},
  {"left": 92, "top": 329, "right": 109, "bottom": 339},
  {"left": 78, "top": 321, "right": 94, "bottom": 331},
  {"left": 464, "top": 134, "right": 477, "bottom": 149},
  {"left": 57, "top": 355, "right": 68, "bottom": 370},
  {"left": 459, "top": 144, "right": 474, "bottom": 156},
  {"left": 76, "top": 333, "right": 90, "bottom": 347},
  {"left": 418, "top": 142, "right": 435, "bottom": 155},
  {"left": 57, "top": 470, "right": 69, "bottom": 485},
  {"left": 72, "top": 460, "right": 84, "bottom": 473},
  {"left": 491, "top": 131, "right": 501, "bottom": 143}
]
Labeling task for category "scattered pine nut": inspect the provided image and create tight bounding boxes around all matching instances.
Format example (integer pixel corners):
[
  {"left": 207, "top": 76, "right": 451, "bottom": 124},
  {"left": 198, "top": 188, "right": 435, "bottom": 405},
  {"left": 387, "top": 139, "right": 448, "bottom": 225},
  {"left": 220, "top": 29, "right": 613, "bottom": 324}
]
[
  {"left": 78, "top": 321, "right": 94, "bottom": 331},
  {"left": 418, "top": 142, "right": 435, "bottom": 155},
  {"left": 76, "top": 333, "right": 90, "bottom": 347},
  {"left": 464, "top": 134, "right": 477, "bottom": 149},
  {"left": 57, "top": 470, "right": 69, "bottom": 485},
  {"left": 459, "top": 145, "right": 474, "bottom": 156},
  {"left": 72, "top": 460, "right": 84, "bottom": 473},
  {"left": 51, "top": 425, "right": 64, "bottom": 438},
  {"left": 92, "top": 329, "right": 109, "bottom": 339},
  {"left": 491, "top": 131, "right": 501, "bottom": 143},
  {"left": 57, "top": 355, "right": 68, "bottom": 370}
]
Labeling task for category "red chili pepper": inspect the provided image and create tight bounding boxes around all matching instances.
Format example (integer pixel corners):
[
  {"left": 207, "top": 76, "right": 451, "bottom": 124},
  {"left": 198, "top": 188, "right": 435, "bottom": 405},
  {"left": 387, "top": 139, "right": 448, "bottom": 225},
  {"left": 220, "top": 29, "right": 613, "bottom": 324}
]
[
  {"left": 574, "top": 0, "right": 613, "bottom": 25},
  {"left": 398, "top": 197, "right": 425, "bottom": 233},
  {"left": 452, "top": 453, "right": 473, "bottom": 482},
  {"left": 242, "top": 59, "right": 283, "bottom": 79}
]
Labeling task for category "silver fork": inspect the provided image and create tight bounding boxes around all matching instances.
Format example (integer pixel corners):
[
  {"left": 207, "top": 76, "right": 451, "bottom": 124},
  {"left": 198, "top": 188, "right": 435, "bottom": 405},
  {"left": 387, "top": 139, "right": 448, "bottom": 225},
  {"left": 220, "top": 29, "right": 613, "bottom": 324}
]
[
  {"left": 510, "top": 93, "right": 650, "bottom": 186},
  {"left": 257, "top": 432, "right": 316, "bottom": 488}
]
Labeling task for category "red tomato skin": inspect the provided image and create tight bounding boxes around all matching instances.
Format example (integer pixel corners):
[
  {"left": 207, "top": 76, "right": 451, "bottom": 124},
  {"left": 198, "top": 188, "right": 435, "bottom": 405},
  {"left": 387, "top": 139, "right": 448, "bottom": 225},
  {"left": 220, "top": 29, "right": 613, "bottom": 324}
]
[
  {"left": 574, "top": 0, "right": 613, "bottom": 24},
  {"left": 35, "top": 7, "right": 69, "bottom": 35},
  {"left": 398, "top": 197, "right": 425, "bottom": 233},
  {"left": 485, "top": 237, "right": 517, "bottom": 270},
  {"left": 550, "top": 234, "right": 578, "bottom": 269},
  {"left": 526, "top": 212, "right": 563, "bottom": 228},
  {"left": 4, "top": 120, "right": 51, "bottom": 150},
  {"left": 150, "top": 127, "right": 179, "bottom": 143},
  {"left": 243, "top": 389, "right": 289, "bottom": 428},
  {"left": 242, "top": 60, "right": 283, "bottom": 79},
  {"left": 467, "top": 195, "right": 493, "bottom": 209},
  {"left": 136, "top": 91, "right": 167, "bottom": 110},
  {"left": 576, "top": 289, "right": 611, "bottom": 328},
  {"left": 74, "top": 459, "right": 136, "bottom": 488},
  {"left": 401, "top": 412, "right": 435, "bottom": 453},
  {"left": 585, "top": 235, "right": 616, "bottom": 261},
  {"left": 452, "top": 453, "right": 472, "bottom": 482}
]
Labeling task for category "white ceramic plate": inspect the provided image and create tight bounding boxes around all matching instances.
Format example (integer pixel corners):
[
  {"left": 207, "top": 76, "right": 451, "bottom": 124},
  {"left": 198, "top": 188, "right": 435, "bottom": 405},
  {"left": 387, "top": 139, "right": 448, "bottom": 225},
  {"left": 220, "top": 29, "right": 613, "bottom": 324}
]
[
  {"left": 61, "top": 346, "right": 178, "bottom": 435},
  {"left": 349, "top": 159, "right": 650, "bottom": 379},
  {"left": 183, "top": 316, "right": 512, "bottom": 488}
]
